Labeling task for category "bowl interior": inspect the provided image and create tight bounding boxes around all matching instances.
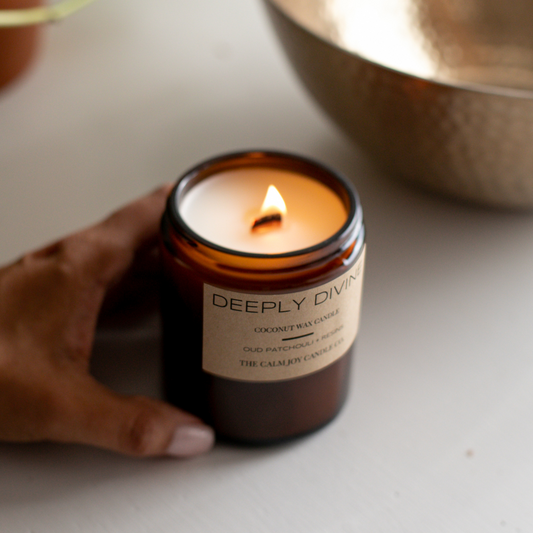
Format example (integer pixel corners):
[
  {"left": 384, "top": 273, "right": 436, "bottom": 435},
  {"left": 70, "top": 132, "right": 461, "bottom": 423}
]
[{"left": 270, "top": 0, "right": 533, "bottom": 93}]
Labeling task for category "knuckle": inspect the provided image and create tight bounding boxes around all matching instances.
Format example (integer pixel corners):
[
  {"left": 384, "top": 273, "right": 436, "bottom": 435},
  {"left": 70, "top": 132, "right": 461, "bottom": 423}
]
[
  {"left": 53, "top": 256, "right": 77, "bottom": 282},
  {"left": 120, "top": 405, "right": 162, "bottom": 456},
  {"left": 29, "top": 240, "right": 65, "bottom": 260},
  {"left": 63, "top": 230, "right": 130, "bottom": 285}
]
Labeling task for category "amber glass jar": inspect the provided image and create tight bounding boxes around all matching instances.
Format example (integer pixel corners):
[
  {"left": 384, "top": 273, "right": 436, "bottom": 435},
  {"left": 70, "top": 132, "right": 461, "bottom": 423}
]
[{"left": 160, "top": 151, "right": 365, "bottom": 443}]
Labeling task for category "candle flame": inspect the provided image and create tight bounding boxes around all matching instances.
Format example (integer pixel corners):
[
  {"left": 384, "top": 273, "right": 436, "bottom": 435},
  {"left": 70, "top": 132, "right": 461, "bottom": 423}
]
[
  {"left": 251, "top": 185, "right": 287, "bottom": 232},
  {"left": 260, "top": 185, "right": 287, "bottom": 216}
]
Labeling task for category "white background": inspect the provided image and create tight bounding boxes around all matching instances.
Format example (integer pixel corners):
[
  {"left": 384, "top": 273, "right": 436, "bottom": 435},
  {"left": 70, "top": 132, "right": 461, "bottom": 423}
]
[{"left": 2, "top": 0, "right": 533, "bottom": 531}]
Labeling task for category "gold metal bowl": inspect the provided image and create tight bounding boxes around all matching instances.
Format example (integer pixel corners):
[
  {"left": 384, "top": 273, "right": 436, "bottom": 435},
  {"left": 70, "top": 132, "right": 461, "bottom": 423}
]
[{"left": 264, "top": 0, "right": 533, "bottom": 208}]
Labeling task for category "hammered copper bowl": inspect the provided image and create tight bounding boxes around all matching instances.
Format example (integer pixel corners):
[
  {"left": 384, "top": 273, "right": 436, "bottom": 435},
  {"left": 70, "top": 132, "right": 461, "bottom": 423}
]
[{"left": 264, "top": 0, "right": 533, "bottom": 208}]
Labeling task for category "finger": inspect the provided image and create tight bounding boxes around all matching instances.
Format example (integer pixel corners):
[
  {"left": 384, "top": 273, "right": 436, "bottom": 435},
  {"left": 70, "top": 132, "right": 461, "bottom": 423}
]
[
  {"left": 62, "top": 183, "right": 173, "bottom": 289},
  {"left": 100, "top": 183, "right": 173, "bottom": 256},
  {"left": 50, "top": 376, "right": 214, "bottom": 458}
]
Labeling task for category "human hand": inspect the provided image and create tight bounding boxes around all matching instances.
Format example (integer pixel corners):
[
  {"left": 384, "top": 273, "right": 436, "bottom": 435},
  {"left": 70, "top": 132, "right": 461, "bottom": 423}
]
[{"left": 0, "top": 185, "right": 214, "bottom": 458}]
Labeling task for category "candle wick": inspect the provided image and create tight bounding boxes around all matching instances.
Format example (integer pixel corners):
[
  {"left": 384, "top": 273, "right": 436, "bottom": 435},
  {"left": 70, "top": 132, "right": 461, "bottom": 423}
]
[{"left": 251, "top": 213, "right": 282, "bottom": 232}]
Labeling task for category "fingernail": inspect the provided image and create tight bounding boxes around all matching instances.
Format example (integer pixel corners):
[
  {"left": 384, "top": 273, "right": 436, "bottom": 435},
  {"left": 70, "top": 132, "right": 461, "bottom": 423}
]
[{"left": 166, "top": 425, "right": 215, "bottom": 458}]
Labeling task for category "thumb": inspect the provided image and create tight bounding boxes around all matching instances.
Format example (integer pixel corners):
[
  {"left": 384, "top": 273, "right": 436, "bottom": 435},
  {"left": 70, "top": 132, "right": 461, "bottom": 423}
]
[{"left": 53, "top": 377, "right": 215, "bottom": 458}]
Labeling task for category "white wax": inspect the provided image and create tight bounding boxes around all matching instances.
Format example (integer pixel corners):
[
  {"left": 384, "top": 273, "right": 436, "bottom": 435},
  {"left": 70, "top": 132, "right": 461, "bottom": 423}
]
[{"left": 178, "top": 168, "right": 348, "bottom": 254}]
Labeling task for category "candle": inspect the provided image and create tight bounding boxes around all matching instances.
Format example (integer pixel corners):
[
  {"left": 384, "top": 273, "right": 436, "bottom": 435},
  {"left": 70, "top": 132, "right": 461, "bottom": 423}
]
[
  {"left": 179, "top": 167, "right": 347, "bottom": 254},
  {"left": 160, "top": 151, "right": 365, "bottom": 443}
]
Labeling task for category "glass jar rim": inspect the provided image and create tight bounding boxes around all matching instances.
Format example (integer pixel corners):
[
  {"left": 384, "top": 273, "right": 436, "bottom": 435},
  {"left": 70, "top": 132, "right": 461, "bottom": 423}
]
[{"left": 166, "top": 150, "right": 363, "bottom": 260}]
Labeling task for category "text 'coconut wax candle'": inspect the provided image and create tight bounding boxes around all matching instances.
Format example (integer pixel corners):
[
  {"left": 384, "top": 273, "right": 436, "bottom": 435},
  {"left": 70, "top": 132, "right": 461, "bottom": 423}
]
[{"left": 160, "top": 151, "right": 365, "bottom": 443}]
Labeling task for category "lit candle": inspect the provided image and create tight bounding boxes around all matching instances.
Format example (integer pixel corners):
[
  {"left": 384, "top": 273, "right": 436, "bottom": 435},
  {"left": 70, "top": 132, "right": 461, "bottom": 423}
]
[
  {"left": 179, "top": 167, "right": 347, "bottom": 254},
  {"left": 160, "top": 151, "right": 366, "bottom": 443}
]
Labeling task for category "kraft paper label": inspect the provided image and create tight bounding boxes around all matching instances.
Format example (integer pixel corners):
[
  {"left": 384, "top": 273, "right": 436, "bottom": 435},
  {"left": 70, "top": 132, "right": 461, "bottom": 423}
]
[{"left": 202, "top": 247, "right": 365, "bottom": 382}]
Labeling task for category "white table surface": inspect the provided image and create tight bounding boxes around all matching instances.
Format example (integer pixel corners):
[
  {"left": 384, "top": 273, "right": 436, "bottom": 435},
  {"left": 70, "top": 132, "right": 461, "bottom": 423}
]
[{"left": 2, "top": 1, "right": 533, "bottom": 531}]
